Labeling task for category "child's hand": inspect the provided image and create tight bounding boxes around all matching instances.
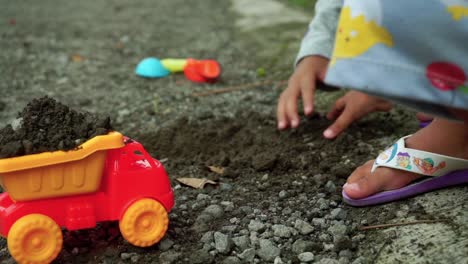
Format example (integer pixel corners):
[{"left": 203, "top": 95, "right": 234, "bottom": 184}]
[
  {"left": 323, "top": 91, "right": 393, "bottom": 139},
  {"left": 277, "top": 55, "right": 329, "bottom": 129}
]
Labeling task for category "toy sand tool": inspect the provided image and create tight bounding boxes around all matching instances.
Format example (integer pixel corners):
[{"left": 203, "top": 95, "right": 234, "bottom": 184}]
[{"left": 136, "top": 57, "right": 221, "bottom": 83}]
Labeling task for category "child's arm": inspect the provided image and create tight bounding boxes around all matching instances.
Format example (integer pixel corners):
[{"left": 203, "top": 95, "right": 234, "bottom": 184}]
[
  {"left": 295, "top": 0, "right": 343, "bottom": 65},
  {"left": 277, "top": 0, "right": 343, "bottom": 130},
  {"left": 278, "top": 0, "right": 394, "bottom": 138}
]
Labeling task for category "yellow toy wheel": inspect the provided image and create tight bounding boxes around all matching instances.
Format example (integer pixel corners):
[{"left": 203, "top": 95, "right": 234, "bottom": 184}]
[
  {"left": 119, "top": 198, "right": 169, "bottom": 247},
  {"left": 7, "top": 214, "right": 63, "bottom": 264}
]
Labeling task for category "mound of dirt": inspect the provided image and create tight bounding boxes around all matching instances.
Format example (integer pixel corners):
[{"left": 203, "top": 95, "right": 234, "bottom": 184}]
[{"left": 0, "top": 96, "right": 112, "bottom": 158}]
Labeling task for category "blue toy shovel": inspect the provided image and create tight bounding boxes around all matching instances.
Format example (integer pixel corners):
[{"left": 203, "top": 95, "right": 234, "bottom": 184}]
[{"left": 135, "top": 57, "right": 170, "bottom": 78}]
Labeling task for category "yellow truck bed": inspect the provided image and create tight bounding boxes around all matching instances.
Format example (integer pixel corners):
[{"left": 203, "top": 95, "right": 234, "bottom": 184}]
[{"left": 0, "top": 132, "right": 124, "bottom": 201}]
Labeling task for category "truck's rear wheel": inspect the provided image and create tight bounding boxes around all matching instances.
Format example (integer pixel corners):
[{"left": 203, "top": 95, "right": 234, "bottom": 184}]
[
  {"left": 8, "top": 214, "right": 63, "bottom": 264},
  {"left": 119, "top": 198, "right": 169, "bottom": 247}
]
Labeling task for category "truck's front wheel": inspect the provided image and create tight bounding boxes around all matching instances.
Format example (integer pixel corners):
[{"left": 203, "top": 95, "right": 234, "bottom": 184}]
[
  {"left": 119, "top": 198, "right": 169, "bottom": 247},
  {"left": 7, "top": 214, "right": 63, "bottom": 264}
]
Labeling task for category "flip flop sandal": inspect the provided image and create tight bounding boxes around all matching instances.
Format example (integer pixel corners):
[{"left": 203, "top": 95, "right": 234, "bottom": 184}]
[
  {"left": 343, "top": 135, "right": 468, "bottom": 206},
  {"left": 419, "top": 120, "right": 432, "bottom": 128}
]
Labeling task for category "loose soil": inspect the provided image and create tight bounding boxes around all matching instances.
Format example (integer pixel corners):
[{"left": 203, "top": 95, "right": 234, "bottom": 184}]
[
  {"left": 0, "top": 97, "right": 112, "bottom": 158},
  {"left": 140, "top": 112, "right": 395, "bottom": 183}
]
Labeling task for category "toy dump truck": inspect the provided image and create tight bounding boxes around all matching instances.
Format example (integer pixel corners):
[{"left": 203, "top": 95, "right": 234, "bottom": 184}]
[{"left": 0, "top": 132, "right": 174, "bottom": 264}]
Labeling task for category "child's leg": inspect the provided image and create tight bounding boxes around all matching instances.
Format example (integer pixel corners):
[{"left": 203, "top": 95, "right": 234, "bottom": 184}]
[{"left": 343, "top": 111, "right": 468, "bottom": 199}]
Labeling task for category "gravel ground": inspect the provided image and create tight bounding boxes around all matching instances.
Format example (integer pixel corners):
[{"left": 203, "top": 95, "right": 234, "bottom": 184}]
[{"left": 0, "top": 0, "right": 467, "bottom": 263}]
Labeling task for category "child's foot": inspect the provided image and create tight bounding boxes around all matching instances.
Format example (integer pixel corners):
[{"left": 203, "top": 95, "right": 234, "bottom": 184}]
[
  {"left": 343, "top": 118, "right": 468, "bottom": 199},
  {"left": 416, "top": 112, "right": 433, "bottom": 123}
]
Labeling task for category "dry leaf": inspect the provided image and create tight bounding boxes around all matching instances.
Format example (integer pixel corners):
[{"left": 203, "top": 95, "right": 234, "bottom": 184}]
[
  {"left": 71, "top": 54, "right": 84, "bottom": 62},
  {"left": 176, "top": 177, "right": 218, "bottom": 189},
  {"left": 115, "top": 42, "right": 124, "bottom": 49},
  {"left": 207, "top": 165, "right": 225, "bottom": 175}
]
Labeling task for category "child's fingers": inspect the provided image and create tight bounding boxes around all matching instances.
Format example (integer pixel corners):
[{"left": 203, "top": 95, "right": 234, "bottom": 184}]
[
  {"left": 277, "top": 92, "right": 289, "bottom": 130},
  {"left": 285, "top": 91, "right": 300, "bottom": 128},
  {"left": 300, "top": 76, "right": 315, "bottom": 115},
  {"left": 326, "top": 97, "right": 346, "bottom": 120},
  {"left": 283, "top": 82, "right": 301, "bottom": 128},
  {"left": 323, "top": 105, "right": 356, "bottom": 139}
]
